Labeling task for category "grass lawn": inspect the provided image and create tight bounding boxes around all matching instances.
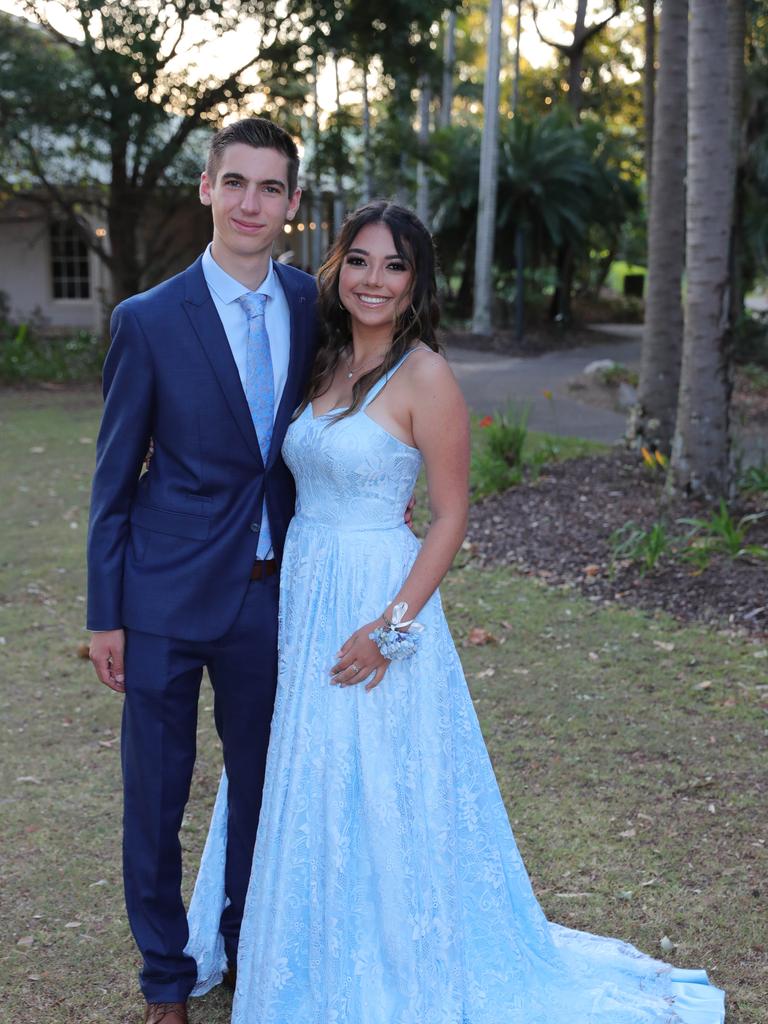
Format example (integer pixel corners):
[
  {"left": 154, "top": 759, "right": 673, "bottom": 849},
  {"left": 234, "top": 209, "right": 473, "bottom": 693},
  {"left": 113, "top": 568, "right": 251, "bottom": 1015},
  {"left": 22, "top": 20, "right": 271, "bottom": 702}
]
[{"left": 1, "top": 388, "right": 766, "bottom": 1023}]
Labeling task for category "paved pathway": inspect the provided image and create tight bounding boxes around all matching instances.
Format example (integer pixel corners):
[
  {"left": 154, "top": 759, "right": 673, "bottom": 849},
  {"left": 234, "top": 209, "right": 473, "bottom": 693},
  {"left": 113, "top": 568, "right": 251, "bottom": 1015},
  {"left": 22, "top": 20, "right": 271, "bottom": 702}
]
[{"left": 447, "top": 327, "right": 641, "bottom": 445}]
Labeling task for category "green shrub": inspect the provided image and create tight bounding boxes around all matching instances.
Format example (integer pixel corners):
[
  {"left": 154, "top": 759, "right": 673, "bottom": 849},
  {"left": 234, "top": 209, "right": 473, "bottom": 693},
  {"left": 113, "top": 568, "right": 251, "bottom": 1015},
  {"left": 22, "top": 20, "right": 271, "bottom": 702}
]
[
  {"left": 0, "top": 319, "right": 104, "bottom": 383},
  {"left": 679, "top": 500, "right": 768, "bottom": 561},
  {"left": 740, "top": 462, "right": 768, "bottom": 496},
  {"left": 732, "top": 310, "right": 768, "bottom": 368},
  {"left": 609, "top": 520, "right": 672, "bottom": 574},
  {"left": 597, "top": 363, "right": 639, "bottom": 388},
  {"left": 471, "top": 404, "right": 529, "bottom": 499}
]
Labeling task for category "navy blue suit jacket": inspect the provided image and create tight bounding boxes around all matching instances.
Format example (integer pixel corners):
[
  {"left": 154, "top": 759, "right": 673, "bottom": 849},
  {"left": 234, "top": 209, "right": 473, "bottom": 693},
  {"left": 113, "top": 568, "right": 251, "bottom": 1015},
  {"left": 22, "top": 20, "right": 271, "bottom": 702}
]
[{"left": 86, "top": 256, "right": 319, "bottom": 642}]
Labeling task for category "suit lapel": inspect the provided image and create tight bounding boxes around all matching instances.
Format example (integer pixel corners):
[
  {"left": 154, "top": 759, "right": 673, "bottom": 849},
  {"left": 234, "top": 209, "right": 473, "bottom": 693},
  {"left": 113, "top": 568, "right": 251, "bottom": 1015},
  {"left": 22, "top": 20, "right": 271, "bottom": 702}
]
[
  {"left": 181, "top": 257, "right": 264, "bottom": 466},
  {"left": 270, "top": 262, "right": 310, "bottom": 469}
]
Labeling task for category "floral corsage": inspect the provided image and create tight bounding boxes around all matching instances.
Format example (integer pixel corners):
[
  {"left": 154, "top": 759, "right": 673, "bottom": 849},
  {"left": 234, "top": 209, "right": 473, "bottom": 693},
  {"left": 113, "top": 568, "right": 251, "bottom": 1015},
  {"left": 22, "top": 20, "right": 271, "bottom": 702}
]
[{"left": 369, "top": 602, "right": 424, "bottom": 661}]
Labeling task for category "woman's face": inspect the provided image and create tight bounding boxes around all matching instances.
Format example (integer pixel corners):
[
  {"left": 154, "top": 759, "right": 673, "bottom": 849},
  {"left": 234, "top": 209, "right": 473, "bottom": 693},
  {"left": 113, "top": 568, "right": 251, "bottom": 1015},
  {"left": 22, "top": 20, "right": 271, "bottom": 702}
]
[{"left": 338, "top": 222, "right": 414, "bottom": 332}]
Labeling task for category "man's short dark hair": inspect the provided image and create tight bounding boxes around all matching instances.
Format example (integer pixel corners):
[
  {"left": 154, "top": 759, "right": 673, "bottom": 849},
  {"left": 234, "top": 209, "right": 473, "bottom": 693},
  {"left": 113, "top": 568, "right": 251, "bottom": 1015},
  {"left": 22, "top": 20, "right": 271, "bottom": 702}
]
[{"left": 206, "top": 117, "right": 300, "bottom": 193}]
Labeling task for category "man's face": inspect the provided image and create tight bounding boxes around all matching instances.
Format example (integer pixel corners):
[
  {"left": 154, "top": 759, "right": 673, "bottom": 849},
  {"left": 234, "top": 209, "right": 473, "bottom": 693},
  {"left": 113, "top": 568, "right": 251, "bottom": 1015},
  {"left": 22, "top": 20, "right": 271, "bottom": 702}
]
[{"left": 199, "top": 143, "right": 301, "bottom": 260}]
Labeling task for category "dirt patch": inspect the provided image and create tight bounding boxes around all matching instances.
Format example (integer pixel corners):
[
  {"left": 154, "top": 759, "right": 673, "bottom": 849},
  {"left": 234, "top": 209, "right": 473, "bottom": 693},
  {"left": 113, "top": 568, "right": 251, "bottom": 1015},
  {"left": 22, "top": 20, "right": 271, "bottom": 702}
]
[{"left": 467, "top": 450, "right": 768, "bottom": 635}]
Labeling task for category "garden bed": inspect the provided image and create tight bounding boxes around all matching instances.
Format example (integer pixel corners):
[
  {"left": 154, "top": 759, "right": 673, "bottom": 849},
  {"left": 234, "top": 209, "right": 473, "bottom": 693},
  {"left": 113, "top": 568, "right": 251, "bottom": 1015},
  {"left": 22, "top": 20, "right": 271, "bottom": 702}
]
[{"left": 467, "top": 449, "right": 768, "bottom": 635}]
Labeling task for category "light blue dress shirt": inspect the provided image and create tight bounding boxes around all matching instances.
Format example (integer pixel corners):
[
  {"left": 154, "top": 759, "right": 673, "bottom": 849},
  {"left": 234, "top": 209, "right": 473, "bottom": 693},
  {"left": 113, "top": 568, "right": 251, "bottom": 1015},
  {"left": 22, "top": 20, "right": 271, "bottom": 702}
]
[{"left": 202, "top": 244, "right": 292, "bottom": 559}]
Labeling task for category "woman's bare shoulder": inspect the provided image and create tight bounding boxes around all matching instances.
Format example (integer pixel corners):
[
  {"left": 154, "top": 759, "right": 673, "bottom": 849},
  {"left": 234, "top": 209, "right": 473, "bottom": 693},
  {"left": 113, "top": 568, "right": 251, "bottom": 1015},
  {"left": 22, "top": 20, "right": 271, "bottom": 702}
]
[{"left": 404, "top": 345, "right": 460, "bottom": 391}]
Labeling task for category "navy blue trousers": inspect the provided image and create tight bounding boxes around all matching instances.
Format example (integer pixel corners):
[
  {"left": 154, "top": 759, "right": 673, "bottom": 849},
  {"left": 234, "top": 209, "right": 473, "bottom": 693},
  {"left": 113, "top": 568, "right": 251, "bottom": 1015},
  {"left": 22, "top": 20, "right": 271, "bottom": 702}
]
[{"left": 121, "top": 574, "right": 279, "bottom": 1003}]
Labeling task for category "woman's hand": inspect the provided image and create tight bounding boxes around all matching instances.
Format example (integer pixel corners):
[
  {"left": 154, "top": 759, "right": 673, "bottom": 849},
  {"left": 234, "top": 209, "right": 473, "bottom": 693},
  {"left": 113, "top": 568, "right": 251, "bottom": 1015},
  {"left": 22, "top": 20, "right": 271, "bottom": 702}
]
[{"left": 330, "top": 620, "right": 390, "bottom": 692}]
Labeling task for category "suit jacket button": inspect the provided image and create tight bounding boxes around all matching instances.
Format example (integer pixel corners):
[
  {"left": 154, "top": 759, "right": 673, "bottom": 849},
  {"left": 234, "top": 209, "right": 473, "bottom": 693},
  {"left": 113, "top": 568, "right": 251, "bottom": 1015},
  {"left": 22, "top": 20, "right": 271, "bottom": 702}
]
[{"left": 250, "top": 522, "right": 260, "bottom": 533}]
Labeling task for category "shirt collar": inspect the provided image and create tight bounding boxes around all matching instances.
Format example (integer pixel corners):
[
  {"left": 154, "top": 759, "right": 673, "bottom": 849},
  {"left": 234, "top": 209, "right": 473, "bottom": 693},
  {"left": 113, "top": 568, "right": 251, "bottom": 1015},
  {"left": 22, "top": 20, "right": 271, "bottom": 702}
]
[{"left": 202, "top": 243, "right": 278, "bottom": 305}]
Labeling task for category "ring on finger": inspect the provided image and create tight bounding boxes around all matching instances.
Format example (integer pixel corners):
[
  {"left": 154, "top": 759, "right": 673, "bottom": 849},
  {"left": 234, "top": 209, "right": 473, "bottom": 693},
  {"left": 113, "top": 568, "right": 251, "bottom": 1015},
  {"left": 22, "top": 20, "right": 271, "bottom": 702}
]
[{"left": 350, "top": 662, "right": 359, "bottom": 675}]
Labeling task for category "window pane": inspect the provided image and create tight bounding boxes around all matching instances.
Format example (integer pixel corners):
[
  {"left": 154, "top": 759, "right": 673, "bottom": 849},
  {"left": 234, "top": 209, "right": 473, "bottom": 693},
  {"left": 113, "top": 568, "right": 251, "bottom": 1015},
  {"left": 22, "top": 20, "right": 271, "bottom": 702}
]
[{"left": 50, "top": 220, "right": 91, "bottom": 300}]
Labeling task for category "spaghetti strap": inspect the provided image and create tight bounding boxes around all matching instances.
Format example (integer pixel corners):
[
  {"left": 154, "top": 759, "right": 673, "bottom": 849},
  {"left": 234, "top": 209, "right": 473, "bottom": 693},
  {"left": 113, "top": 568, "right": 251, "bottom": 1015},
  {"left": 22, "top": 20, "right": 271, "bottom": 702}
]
[{"left": 361, "top": 347, "right": 419, "bottom": 409}]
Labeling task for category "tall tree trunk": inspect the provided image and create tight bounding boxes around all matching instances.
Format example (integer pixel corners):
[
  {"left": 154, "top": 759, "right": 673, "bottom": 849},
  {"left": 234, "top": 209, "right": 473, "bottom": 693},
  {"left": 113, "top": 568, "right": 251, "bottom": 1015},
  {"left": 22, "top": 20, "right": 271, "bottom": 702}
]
[
  {"left": 310, "top": 56, "right": 323, "bottom": 272},
  {"left": 728, "top": 0, "right": 747, "bottom": 331},
  {"left": 333, "top": 54, "right": 346, "bottom": 236},
  {"left": 471, "top": 0, "right": 503, "bottom": 336},
  {"left": 440, "top": 10, "right": 456, "bottom": 129},
  {"left": 643, "top": 0, "right": 656, "bottom": 194},
  {"left": 416, "top": 77, "right": 431, "bottom": 226},
  {"left": 361, "top": 62, "right": 374, "bottom": 202},
  {"left": 512, "top": 0, "right": 523, "bottom": 116},
  {"left": 628, "top": 0, "right": 688, "bottom": 453},
  {"left": 568, "top": 0, "right": 589, "bottom": 115},
  {"left": 668, "top": 0, "right": 739, "bottom": 499}
]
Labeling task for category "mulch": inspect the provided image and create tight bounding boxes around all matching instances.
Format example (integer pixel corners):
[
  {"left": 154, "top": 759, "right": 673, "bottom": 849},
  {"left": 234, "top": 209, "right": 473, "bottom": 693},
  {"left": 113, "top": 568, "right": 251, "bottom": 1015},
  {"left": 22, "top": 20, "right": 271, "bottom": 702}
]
[{"left": 466, "top": 449, "right": 768, "bottom": 636}]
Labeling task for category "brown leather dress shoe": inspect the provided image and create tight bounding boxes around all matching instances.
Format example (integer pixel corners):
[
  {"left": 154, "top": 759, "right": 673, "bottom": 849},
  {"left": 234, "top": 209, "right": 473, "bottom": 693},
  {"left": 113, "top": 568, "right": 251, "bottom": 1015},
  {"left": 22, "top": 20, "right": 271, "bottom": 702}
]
[{"left": 144, "top": 1002, "right": 188, "bottom": 1024}]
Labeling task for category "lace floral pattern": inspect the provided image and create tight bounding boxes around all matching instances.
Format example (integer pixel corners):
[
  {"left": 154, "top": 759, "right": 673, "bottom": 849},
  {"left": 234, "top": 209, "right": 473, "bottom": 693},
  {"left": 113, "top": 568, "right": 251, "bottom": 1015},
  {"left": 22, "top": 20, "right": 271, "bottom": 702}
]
[{"left": 186, "top": 357, "right": 725, "bottom": 1023}]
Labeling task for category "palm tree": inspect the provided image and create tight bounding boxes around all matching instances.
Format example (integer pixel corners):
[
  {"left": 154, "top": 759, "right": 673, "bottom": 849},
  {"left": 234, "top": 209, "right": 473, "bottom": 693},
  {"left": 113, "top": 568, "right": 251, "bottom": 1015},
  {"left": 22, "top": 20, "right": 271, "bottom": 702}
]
[
  {"left": 669, "top": 0, "right": 740, "bottom": 498},
  {"left": 432, "top": 115, "right": 617, "bottom": 324},
  {"left": 629, "top": 0, "right": 688, "bottom": 453}
]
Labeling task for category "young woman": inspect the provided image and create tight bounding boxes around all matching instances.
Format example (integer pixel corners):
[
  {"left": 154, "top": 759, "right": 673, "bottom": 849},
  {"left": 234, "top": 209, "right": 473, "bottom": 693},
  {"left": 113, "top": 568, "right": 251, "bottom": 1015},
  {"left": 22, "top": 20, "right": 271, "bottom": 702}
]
[{"left": 187, "top": 201, "right": 724, "bottom": 1023}]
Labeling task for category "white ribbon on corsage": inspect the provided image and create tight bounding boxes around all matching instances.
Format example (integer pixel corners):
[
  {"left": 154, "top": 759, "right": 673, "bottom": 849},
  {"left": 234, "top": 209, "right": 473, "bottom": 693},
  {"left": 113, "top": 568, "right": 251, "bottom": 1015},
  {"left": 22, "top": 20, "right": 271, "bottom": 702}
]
[{"left": 389, "top": 602, "right": 425, "bottom": 633}]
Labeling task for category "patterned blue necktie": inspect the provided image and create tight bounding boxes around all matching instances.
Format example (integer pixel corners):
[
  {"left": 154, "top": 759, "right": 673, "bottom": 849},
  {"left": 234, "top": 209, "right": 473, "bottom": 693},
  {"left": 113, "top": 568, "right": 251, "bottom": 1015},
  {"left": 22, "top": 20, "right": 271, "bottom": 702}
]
[
  {"left": 238, "top": 291, "right": 274, "bottom": 557},
  {"left": 238, "top": 292, "right": 274, "bottom": 463}
]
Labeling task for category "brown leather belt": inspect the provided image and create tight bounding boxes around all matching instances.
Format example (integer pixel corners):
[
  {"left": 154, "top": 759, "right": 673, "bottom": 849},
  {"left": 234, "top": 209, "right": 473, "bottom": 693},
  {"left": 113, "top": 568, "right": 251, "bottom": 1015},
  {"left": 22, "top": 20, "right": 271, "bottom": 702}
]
[{"left": 250, "top": 558, "right": 278, "bottom": 581}]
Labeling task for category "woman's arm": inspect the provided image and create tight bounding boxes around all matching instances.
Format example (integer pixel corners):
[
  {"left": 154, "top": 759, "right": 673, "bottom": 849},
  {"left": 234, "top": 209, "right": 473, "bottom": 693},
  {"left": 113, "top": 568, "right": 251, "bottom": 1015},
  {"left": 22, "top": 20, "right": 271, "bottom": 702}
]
[
  {"left": 331, "top": 352, "right": 470, "bottom": 691},
  {"left": 385, "top": 350, "right": 470, "bottom": 619}
]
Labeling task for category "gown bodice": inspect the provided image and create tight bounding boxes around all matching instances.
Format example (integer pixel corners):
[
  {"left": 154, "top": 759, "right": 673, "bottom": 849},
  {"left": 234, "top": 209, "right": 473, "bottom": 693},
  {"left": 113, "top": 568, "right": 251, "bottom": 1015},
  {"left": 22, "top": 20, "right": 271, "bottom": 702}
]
[{"left": 282, "top": 353, "right": 422, "bottom": 534}]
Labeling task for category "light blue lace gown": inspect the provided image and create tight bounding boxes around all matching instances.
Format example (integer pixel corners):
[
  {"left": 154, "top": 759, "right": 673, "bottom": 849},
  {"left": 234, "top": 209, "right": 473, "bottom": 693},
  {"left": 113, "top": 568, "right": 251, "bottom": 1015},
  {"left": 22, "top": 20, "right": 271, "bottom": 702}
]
[{"left": 186, "top": 353, "right": 725, "bottom": 1023}]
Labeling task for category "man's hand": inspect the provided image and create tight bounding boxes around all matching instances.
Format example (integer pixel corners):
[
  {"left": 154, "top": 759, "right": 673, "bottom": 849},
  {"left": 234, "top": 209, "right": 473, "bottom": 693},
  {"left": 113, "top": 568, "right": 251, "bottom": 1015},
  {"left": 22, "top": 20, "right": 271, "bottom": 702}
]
[{"left": 89, "top": 629, "right": 126, "bottom": 693}]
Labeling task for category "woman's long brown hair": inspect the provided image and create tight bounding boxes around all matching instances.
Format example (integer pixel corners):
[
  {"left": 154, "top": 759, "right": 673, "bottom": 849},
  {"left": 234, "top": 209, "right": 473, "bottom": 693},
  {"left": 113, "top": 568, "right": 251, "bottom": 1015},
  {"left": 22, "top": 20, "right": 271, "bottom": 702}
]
[{"left": 299, "top": 200, "right": 441, "bottom": 422}]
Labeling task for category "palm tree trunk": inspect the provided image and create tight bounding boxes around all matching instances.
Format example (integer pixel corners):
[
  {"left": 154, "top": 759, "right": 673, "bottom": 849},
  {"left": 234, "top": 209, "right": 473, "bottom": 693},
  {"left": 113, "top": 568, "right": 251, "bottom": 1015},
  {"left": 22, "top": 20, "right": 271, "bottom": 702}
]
[
  {"left": 440, "top": 10, "right": 456, "bottom": 129},
  {"left": 512, "top": 1, "right": 523, "bottom": 116},
  {"left": 416, "top": 76, "right": 431, "bottom": 226},
  {"left": 361, "top": 62, "right": 374, "bottom": 203},
  {"left": 471, "top": 0, "right": 503, "bottom": 336},
  {"left": 310, "top": 55, "right": 323, "bottom": 272},
  {"left": 728, "top": 0, "right": 747, "bottom": 331},
  {"left": 643, "top": 0, "right": 656, "bottom": 194},
  {"left": 333, "top": 54, "right": 346, "bottom": 236},
  {"left": 628, "top": 0, "right": 688, "bottom": 453},
  {"left": 668, "top": 0, "right": 739, "bottom": 499}
]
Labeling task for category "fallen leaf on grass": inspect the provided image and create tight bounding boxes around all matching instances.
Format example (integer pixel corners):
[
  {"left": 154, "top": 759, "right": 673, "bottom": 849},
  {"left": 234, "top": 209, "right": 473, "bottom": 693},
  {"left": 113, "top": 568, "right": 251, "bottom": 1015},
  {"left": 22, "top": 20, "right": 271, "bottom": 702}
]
[
  {"left": 27, "top": 974, "right": 41, "bottom": 982},
  {"left": 16, "top": 776, "right": 41, "bottom": 785},
  {"left": 64, "top": 921, "right": 82, "bottom": 929},
  {"left": 89, "top": 879, "right": 108, "bottom": 887},
  {"left": 76, "top": 643, "right": 90, "bottom": 659},
  {"left": 659, "top": 936, "right": 676, "bottom": 953},
  {"left": 98, "top": 740, "right": 117, "bottom": 749},
  {"left": 476, "top": 668, "right": 496, "bottom": 679},
  {"left": 619, "top": 828, "right": 636, "bottom": 838},
  {"left": 692, "top": 680, "right": 712, "bottom": 691},
  {"left": 583, "top": 564, "right": 600, "bottom": 577},
  {"left": 17, "top": 936, "right": 34, "bottom": 947},
  {"left": 467, "top": 628, "right": 498, "bottom": 646},
  {"left": 653, "top": 641, "right": 675, "bottom": 652}
]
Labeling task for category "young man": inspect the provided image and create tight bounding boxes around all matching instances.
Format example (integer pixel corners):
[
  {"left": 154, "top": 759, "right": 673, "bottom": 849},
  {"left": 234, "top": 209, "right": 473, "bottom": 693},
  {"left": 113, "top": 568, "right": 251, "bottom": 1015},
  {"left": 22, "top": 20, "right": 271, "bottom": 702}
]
[{"left": 87, "top": 118, "right": 318, "bottom": 1024}]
